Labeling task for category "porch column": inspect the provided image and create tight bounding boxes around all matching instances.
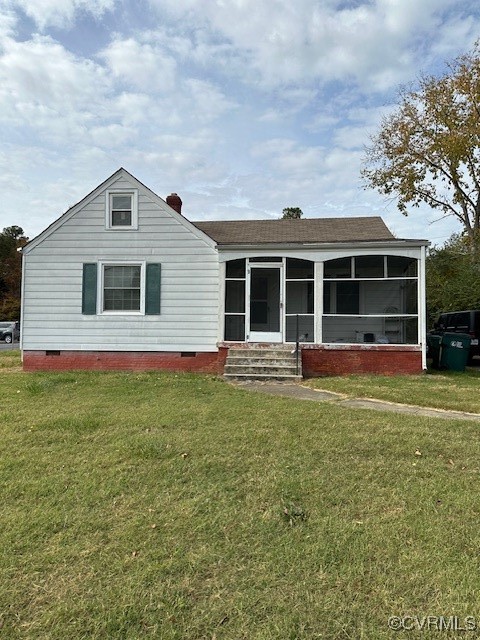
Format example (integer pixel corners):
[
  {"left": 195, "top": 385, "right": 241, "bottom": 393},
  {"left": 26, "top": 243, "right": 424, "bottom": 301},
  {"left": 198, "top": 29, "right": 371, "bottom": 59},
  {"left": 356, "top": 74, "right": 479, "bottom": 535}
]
[
  {"left": 314, "top": 261, "right": 323, "bottom": 344},
  {"left": 419, "top": 245, "right": 427, "bottom": 370}
]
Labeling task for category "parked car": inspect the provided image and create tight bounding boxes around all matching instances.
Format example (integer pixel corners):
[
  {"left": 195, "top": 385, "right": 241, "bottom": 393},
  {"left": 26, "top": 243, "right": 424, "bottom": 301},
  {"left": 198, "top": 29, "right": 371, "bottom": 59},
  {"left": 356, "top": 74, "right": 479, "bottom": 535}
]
[
  {"left": 0, "top": 321, "right": 20, "bottom": 344},
  {"left": 430, "top": 310, "right": 480, "bottom": 363}
]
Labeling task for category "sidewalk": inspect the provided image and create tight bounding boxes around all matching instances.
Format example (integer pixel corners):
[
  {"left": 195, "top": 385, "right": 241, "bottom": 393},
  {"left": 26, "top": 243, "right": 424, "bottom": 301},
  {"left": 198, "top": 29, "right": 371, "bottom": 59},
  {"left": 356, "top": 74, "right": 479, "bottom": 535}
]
[{"left": 232, "top": 381, "right": 480, "bottom": 422}]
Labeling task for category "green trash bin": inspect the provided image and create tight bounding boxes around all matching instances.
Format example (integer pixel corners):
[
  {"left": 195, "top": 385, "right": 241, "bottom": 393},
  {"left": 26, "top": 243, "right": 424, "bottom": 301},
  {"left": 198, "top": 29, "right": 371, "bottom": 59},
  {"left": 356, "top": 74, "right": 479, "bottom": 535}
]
[
  {"left": 427, "top": 334, "right": 442, "bottom": 369},
  {"left": 440, "top": 333, "right": 472, "bottom": 371}
]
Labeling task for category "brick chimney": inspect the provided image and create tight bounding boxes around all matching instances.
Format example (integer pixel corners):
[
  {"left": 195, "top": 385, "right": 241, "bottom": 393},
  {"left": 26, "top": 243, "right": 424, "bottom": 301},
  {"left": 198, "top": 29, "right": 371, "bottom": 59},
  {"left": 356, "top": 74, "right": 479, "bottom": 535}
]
[{"left": 166, "top": 193, "right": 182, "bottom": 215}]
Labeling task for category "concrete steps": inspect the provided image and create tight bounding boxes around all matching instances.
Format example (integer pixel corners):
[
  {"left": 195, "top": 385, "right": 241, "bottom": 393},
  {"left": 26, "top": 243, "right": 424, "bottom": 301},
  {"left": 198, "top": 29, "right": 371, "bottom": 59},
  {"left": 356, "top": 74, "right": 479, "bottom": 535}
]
[{"left": 224, "top": 346, "right": 302, "bottom": 381}]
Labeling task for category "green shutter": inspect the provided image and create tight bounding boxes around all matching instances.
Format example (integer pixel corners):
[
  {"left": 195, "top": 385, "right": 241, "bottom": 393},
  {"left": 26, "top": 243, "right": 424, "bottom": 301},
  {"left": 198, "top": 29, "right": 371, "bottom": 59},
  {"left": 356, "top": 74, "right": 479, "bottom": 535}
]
[
  {"left": 82, "top": 263, "right": 97, "bottom": 315},
  {"left": 145, "top": 263, "right": 161, "bottom": 315}
]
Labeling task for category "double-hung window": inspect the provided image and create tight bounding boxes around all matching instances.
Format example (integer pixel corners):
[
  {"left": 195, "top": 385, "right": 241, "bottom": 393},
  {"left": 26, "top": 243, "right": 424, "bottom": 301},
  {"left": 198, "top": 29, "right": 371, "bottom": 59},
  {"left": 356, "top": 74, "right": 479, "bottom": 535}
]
[
  {"left": 103, "top": 264, "right": 142, "bottom": 312},
  {"left": 106, "top": 190, "right": 138, "bottom": 229}
]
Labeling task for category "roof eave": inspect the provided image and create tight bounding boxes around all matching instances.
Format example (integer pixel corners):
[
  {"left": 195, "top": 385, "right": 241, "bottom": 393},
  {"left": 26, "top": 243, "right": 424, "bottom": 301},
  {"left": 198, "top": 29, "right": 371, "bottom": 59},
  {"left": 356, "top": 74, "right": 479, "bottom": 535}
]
[{"left": 215, "top": 239, "right": 430, "bottom": 250}]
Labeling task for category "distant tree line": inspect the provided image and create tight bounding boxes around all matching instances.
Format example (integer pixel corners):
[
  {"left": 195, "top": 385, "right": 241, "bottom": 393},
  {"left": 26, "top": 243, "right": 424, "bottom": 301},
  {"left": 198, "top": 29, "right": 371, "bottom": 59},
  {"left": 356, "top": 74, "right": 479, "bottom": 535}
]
[{"left": 0, "top": 226, "right": 28, "bottom": 320}]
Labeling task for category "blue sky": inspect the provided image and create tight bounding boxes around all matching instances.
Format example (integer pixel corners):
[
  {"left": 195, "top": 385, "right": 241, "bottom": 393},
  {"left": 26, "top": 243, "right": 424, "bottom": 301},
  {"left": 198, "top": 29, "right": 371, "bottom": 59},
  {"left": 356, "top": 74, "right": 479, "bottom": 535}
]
[{"left": 1, "top": 0, "right": 480, "bottom": 245}]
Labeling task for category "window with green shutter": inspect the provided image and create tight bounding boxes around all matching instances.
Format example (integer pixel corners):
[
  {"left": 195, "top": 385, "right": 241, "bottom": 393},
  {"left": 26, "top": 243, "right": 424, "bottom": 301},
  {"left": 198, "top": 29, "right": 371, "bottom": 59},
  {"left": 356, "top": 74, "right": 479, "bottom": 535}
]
[{"left": 82, "top": 262, "right": 161, "bottom": 315}]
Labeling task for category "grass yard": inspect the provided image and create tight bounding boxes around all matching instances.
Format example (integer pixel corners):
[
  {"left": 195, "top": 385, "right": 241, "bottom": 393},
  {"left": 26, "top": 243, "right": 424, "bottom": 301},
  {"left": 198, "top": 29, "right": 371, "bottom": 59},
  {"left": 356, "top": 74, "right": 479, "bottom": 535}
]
[
  {"left": 1, "top": 351, "right": 480, "bottom": 639},
  {"left": 306, "top": 366, "right": 480, "bottom": 414}
]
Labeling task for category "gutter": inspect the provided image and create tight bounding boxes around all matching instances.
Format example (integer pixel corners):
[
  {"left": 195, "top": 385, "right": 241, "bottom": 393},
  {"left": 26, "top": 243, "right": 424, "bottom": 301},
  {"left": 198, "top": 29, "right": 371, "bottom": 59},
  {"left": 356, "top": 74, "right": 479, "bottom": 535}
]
[{"left": 215, "top": 239, "right": 430, "bottom": 250}]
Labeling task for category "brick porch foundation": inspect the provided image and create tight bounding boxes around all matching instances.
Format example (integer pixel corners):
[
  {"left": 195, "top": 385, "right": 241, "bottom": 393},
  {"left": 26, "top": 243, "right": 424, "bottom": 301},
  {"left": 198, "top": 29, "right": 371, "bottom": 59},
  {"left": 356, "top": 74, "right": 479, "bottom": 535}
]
[
  {"left": 301, "top": 344, "right": 423, "bottom": 376},
  {"left": 23, "top": 349, "right": 229, "bottom": 374}
]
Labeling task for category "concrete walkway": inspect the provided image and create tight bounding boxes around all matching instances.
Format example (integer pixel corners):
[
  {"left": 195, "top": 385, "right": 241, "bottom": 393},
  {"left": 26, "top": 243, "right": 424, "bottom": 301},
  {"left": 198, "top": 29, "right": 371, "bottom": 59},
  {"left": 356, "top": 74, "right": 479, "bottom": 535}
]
[{"left": 232, "top": 381, "right": 480, "bottom": 422}]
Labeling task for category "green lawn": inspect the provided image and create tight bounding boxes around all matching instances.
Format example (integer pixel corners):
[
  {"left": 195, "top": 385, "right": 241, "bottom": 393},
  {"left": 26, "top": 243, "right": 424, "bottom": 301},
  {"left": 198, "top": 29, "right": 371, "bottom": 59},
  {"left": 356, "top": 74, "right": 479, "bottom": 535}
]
[
  {"left": 305, "top": 367, "right": 480, "bottom": 414},
  {"left": 2, "top": 351, "right": 480, "bottom": 638}
]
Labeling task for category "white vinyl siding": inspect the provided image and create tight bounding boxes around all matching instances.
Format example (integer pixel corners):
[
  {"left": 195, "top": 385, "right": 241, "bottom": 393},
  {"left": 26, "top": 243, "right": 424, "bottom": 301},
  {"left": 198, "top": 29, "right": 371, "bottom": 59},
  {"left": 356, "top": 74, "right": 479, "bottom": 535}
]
[{"left": 22, "top": 174, "right": 219, "bottom": 352}]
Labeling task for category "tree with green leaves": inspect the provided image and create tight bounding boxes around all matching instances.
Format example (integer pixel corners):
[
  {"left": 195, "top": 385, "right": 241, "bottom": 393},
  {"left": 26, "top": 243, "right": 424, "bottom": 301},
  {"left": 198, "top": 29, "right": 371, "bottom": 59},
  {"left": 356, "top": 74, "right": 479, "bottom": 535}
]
[
  {"left": 362, "top": 43, "right": 480, "bottom": 250},
  {"left": 426, "top": 234, "right": 480, "bottom": 326},
  {"left": 282, "top": 207, "right": 303, "bottom": 219},
  {"left": 0, "top": 226, "right": 28, "bottom": 319}
]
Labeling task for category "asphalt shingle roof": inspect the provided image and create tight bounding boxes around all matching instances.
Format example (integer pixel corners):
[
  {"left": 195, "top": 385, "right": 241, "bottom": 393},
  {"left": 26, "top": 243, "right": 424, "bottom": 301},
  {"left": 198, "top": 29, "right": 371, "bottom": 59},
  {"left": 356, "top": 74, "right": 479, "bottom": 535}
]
[{"left": 194, "top": 216, "right": 396, "bottom": 245}]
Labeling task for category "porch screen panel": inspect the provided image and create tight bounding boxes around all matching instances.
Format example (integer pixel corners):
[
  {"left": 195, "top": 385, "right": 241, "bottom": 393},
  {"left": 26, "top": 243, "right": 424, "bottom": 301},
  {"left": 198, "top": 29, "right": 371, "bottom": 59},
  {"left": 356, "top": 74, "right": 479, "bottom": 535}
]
[
  {"left": 336, "top": 282, "right": 359, "bottom": 314},
  {"left": 224, "top": 259, "right": 246, "bottom": 341},
  {"left": 387, "top": 256, "right": 417, "bottom": 277},
  {"left": 285, "top": 258, "right": 314, "bottom": 342},
  {"left": 324, "top": 257, "right": 352, "bottom": 278},
  {"left": 286, "top": 316, "right": 314, "bottom": 342},
  {"left": 322, "top": 255, "right": 419, "bottom": 345},
  {"left": 225, "top": 281, "right": 245, "bottom": 313},
  {"left": 225, "top": 315, "right": 245, "bottom": 341},
  {"left": 285, "top": 281, "right": 314, "bottom": 314},
  {"left": 322, "top": 316, "right": 419, "bottom": 345}
]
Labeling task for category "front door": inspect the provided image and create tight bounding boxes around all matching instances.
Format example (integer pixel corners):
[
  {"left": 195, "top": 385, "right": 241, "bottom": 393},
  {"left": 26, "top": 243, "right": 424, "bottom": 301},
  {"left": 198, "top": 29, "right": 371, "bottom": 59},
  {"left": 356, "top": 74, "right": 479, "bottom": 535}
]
[{"left": 248, "top": 266, "right": 282, "bottom": 342}]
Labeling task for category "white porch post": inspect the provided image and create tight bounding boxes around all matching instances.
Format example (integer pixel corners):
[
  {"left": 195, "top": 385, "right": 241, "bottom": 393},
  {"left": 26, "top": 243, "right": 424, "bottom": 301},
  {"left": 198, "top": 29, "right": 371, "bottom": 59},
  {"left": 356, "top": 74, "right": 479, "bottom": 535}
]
[
  {"left": 315, "top": 261, "right": 323, "bottom": 344},
  {"left": 218, "top": 261, "right": 225, "bottom": 343},
  {"left": 419, "top": 245, "right": 427, "bottom": 370}
]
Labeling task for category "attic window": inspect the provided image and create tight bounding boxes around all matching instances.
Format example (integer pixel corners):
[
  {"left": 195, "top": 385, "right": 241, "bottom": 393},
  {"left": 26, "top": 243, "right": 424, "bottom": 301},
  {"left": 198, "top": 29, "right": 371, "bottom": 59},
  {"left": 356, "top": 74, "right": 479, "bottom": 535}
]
[{"left": 106, "top": 190, "right": 138, "bottom": 230}]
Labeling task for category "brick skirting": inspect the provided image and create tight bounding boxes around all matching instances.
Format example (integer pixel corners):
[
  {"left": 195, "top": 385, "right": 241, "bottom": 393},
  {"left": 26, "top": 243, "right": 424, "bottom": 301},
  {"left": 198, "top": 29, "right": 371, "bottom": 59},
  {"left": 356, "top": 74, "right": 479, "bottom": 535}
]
[
  {"left": 301, "top": 344, "right": 423, "bottom": 376},
  {"left": 23, "top": 349, "right": 229, "bottom": 374},
  {"left": 23, "top": 345, "right": 422, "bottom": 376}
]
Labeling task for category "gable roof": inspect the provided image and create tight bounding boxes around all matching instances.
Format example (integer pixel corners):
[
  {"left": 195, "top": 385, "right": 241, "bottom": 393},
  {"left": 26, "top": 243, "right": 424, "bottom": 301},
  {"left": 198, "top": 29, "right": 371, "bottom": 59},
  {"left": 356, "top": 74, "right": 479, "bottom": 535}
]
[
  {"left": 22, "top": 168, "right": 216, "bottom": 254},
  {"left": 194, "top": 216, "right": 397, "bottom": 245}
]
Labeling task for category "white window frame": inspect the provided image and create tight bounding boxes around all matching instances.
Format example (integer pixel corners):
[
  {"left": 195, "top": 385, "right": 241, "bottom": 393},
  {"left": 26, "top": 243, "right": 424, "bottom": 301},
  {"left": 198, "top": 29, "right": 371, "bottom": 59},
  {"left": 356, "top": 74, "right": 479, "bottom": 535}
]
[
  {"left": 105, "top": 189, "right": 139, "bottom": 230},
  {"left": 98, "top": 261, "right": 146, "bottom": 315}
]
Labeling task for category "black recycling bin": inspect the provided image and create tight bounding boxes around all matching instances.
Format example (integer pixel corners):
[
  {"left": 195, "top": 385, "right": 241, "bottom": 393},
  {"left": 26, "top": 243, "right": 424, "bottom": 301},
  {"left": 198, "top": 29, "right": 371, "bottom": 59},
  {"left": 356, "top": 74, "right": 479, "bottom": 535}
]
[
  {"left": 440, "top": 333, "right": 471, "bottom": 372},
  {"left": 427, "top": 334, "right": 442, "bottom": 369}
]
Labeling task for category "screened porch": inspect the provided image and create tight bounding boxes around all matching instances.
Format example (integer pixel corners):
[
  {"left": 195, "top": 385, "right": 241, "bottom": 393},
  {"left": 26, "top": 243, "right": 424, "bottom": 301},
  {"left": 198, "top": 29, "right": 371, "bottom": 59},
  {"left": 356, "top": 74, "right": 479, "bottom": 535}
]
[{"left": 222, "top": 254, "right": 420, "bottom": 345}]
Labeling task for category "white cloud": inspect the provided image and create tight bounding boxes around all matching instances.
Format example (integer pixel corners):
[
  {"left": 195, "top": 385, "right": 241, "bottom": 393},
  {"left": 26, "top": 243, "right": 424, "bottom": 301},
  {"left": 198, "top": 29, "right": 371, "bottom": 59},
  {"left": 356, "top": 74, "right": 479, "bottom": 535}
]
[
  {"left": 307, "top": 113, "right": 341, "bottom": 132},
  {"left": 111, "top": 92, "right": 155, "bottom": 125},
  {"left": 0, "top": 32, "right": 116, "bottom": 148},
  {"left": 0, "top": 34, "right": 109, "bottom": 112},
  {"left": 147, "top": 0, "right": 480, "bottom": 91},
  {"left": 7, "top": 0, "right": 117, "bottom": 30},
  {"left": 100, "top": 37, "right": 177, "bottom": 91},
  {"left": 88, "top": 123, "right": 137, "bottom": 147},
  {"left": 183, "top": 78, "right": 236, "bottom": 122},
  {"left": 99, "top": 33, "right": 237, "bottom": 125},
  {"left": 0, "top": 7, "right": 17, "bottom": 40}
]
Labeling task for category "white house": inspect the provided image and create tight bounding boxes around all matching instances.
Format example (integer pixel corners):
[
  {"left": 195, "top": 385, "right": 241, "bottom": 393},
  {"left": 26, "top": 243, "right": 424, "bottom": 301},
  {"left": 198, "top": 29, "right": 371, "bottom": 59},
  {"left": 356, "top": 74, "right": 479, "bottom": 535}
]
[{"left": 21, "top": 168, "right": 428, "bottom": 376}]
